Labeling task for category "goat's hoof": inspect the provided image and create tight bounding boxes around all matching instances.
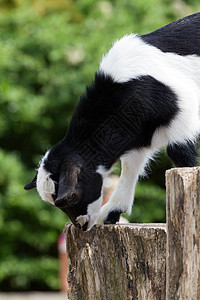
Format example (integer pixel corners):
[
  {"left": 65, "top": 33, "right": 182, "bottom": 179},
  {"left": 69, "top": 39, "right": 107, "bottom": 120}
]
[{"left": 104, "top": 209, "right": 122, "bottom": 224}]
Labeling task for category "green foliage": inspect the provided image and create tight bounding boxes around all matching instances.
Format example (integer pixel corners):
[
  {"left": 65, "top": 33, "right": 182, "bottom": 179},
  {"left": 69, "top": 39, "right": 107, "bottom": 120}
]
[
  {"left": 0, "top": 149, "right": 69, "bottom": 290},
  {"left": 0, "top": 0, "right": 198, "bottom": 292}
]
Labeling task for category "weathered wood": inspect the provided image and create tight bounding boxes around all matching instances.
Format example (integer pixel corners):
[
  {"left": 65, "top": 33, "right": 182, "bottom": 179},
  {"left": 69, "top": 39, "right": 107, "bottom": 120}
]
[
  {"left": 65, "top": 223, "right": 166, "bottom": 300},
  {"left": 166, "top": 167, "right": 200, "bottom": 300}
]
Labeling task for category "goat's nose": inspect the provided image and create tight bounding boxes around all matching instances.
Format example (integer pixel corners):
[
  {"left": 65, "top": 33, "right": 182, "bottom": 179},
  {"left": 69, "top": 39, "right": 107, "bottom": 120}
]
[{"left": 54, "top": 197, "right": 66, "bottom": 208}]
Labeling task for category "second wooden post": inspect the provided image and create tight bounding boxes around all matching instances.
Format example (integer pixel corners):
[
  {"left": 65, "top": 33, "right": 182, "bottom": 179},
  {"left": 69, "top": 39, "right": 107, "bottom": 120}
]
[{"left": 166, "top": 167, "right": 200, "bottom": 300}]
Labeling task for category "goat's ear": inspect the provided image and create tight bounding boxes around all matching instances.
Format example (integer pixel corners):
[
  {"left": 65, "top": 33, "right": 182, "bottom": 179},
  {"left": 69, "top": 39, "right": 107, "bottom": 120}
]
[
  {"left": 24, "top": 174, "right": 37, "bottom": 190},
  {"left": 55, "top": 162, "right": 81, "bottom": 207}
]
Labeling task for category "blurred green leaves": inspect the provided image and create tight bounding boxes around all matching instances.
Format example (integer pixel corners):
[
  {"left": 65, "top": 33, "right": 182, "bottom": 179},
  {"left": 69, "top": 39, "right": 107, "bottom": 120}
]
[
  {"left": 0, "top": 0, "right": 198, "bottom": 292},
  {"left": 0, "top": 149, "right": 68, "bottom": 290}
]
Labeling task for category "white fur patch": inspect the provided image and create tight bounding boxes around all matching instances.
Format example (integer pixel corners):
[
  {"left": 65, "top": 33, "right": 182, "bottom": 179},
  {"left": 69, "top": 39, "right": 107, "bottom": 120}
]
[
  {"left": 96, "top": 165, "right": 111, "bottom": 178},
  {"left": 36, "top": 151, "right": 55, "bottom": 206},
  {"left": 87, "top": 196, "right": 103, "bottom": 230},
  {"left": 100, "top": 34, "right": 200, "bottom": 145},
  {"left": 97, "top": 148, "right": 154, "bottom": 223}
]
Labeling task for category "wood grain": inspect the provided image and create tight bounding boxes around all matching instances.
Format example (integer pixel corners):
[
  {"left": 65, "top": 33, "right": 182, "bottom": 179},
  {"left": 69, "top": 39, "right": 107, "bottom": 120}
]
[
  {"left": 65, "top": 223, "right": 166, "bottom": 300},
  {"left": 166, "top": 167, "right": 200, "bottom": 300}
]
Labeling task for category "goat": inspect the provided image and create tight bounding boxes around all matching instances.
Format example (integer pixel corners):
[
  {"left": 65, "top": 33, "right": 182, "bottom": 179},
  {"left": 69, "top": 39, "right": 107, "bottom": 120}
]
[{"left": 25, "top": 13, "right": 200, "bottom": 231}]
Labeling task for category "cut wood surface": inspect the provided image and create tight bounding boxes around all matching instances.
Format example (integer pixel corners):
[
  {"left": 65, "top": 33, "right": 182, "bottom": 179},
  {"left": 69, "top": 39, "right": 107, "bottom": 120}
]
[
  {"left": 65, "top": 223, "right": 166, "bottom": 300},
  {"left": 166, "top": 167, "right": 200, "bottom": 300}
]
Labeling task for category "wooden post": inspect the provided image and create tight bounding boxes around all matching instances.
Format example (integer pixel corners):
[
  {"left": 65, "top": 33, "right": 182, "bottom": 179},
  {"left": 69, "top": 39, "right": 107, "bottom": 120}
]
[
  {"left": 166, "top": 167, "right": 200, "bottom": 300},
  {"left": 65, "top": 223, "right": 166, "bottom": 300},
  {"left": 65, "top": 167, "right": 200, "bottom": 300}
]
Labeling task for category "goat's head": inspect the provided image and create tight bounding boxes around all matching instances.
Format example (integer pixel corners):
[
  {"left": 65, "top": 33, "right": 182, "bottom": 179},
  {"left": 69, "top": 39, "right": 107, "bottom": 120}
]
[{"left": 24, "top": 146, "right": 104, "bottom": 231}]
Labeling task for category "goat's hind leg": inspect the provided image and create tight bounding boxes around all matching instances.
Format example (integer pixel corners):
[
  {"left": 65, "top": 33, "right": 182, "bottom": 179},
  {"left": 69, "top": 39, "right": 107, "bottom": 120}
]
[{"left": 167, "top": 139, "right": 199, "bottom": 167}]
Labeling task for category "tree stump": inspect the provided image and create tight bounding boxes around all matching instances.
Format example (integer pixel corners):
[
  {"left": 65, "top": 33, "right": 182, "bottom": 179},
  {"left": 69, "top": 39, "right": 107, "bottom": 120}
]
[
  {"left": 64, "top": 167, "right": 200, "bottom": 300},
  {"left": 166, "top": 167, "right": 200, "bottom": 300},
  {"left": 65, "top": 223, "right": 166, "bottom": 300}
]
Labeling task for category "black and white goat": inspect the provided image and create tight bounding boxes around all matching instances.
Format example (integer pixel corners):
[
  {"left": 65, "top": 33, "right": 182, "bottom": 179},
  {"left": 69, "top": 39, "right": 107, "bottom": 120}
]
[{"left": 25, "top": 13, "right": 200, "bottom": 231}]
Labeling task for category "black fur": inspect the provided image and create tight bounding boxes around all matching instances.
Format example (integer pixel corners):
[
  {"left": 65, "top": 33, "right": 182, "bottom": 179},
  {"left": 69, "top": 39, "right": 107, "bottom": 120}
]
[
  {"left": 104, "top": 210, "right": 122, "bottom": 224},
  {"left": 142, "top": 12, "right": 200, "bottom": 56},
  {"left": 167, "top": 140, "right": 199, "bottom": 167},
  {"left": 66, "top": 73, "right": 179, "bottom": 167},
  {"left": 44, "top": 73, "right": 179, "bottom": 180}
]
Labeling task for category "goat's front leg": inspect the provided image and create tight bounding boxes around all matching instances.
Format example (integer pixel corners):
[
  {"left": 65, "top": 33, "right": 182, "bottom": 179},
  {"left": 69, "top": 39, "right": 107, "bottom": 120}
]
[{"left": 97, "top": 149, "right": 153, "bottom": 225}]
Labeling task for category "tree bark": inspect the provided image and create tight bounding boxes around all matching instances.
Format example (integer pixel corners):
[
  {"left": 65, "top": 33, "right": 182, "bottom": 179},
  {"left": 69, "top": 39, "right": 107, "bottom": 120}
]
[
  {"left": 166, "top": 167, "right": 200, "bottom": 300},
  {"left": 65, "top": 223, "right": 166, "bottom": 300}
]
